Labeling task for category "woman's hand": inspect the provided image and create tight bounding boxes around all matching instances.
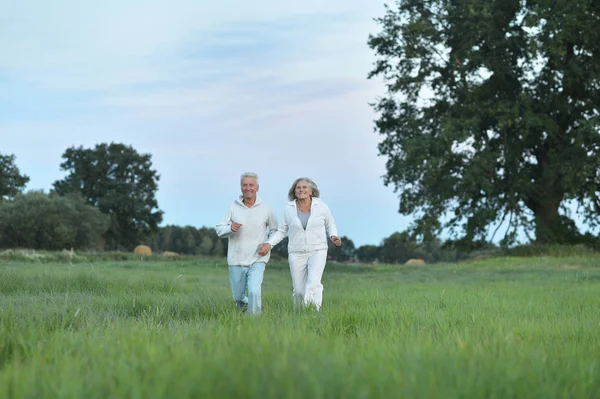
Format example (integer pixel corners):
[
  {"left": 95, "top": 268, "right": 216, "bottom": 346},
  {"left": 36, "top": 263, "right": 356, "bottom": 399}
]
[
  {"left": 330, "top": 236, "right": 342, "bottom": 247},
  {"left": 258, "top": 243, "right": 272, "bottom": 256}
]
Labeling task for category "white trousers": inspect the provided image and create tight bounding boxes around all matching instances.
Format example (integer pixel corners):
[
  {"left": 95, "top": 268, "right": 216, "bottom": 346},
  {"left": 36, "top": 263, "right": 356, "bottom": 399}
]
[{"left": 288, "top": 249, "right": 328, "bottom": 310}]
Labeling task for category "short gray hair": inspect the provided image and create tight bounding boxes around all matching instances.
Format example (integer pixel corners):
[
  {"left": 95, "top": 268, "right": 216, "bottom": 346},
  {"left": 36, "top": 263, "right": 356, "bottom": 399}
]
[
  {"left": 288, "top": 177, "right": 320, "bottom": 201},
  {"left": 240, "top": 172, "right": 259, "bottom": 185}
]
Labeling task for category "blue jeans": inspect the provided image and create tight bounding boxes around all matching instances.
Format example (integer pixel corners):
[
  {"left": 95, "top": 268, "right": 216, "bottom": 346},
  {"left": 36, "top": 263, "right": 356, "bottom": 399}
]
[{"left": 228, "top": 262, "right": 265, "bottom": 315}]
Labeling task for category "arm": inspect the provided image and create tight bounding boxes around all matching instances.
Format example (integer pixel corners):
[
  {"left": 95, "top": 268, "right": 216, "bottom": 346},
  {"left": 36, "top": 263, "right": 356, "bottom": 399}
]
[
  {"left": 267, "top": 208, "right": 278, "bottom": 240},
  {"left": 324, "top": 204, "right": 338, "bottom": 239},
  {"left": 324, "top": 204, "right": 341, "bottom": 246},
  {"left": 267, "top": 212, "right": 288, "bottom": 247},
  {"left": 258, "top": 211, "right": 288, "bottom": 256},
  {"left": 215, "top": 207, "right": 234, "bottom": 238}
]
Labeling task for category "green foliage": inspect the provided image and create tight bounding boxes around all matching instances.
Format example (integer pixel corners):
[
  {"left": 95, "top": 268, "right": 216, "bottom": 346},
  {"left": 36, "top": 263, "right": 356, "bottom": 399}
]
[
  {"left": 501, "top": 243, "right": 598, "bottom": 257},
  {"left": 368, "top": 0, "right": 600, "bottom": 244},
  {"left": 0, "top": 249, "right": 87, "bottom": 263},
  {"left": 443, "top": 238, "right": 498, "bottom": 253},
  {"left": 212, "top": 239, "right": 225, "bottom": 257},
  {"left": 270, "top": 237, "right": 289, "bottom": 259},
  {"left": 0, "top": 191, "right": 109, "bottom": 251},
  {"left": 53, "top": 143, "right": 163, "bottom": 251},
  {"left": 327, "top": 235, "right": 355, "bottom": 261},
  {"left": 0, "top": 258, "right": 599, "bottom": 397},
  {"left": 148, "top": 225, "right": 226, "bottom": 256},
  {"left": 0, "top": 153, "right": 29, "bottom": 200},
  {"left": 380, "top": 231, "right": 425, "bottom": 263},
  {"left": 0, "top": 249, "right": 201, "bottom": 264},
  {"left": 355, "top": 244, "right": 380, "bottom": 263}
]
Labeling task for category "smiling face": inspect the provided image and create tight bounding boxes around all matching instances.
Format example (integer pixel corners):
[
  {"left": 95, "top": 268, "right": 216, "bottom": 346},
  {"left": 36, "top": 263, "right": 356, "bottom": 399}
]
[
  {"left": 294, "top": 180, "right": 312, "bottom": 200},
  {"left": 241, "top": 177, "right": 258, "bottom": 202}
]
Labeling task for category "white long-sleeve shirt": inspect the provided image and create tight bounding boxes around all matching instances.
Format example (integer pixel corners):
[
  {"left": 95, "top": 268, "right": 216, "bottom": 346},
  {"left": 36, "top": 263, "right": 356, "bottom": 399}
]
[
  {"left": 216, "top": 196, "right": 278, "bottom": 266},
  {"left": 267, "top": 198, "right": 338, "bottom": 253}
]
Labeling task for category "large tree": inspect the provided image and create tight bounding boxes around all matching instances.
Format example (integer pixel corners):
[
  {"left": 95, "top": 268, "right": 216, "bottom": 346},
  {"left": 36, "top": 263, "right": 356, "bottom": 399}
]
[
  {"left": 0, "top": 153, "right": 29, "bottom": 200},
  {"left": 53, "top": 143, "right": 163, "bottom": 250},
  {"left": 368, "top": 0, "right": 600, "bottom": 244}
]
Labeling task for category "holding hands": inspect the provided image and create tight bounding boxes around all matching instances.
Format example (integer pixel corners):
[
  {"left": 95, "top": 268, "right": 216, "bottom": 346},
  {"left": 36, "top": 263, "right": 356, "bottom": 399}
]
[
  {"left": 258, "top": 237, "right": 341, "bottom": 256},
  {"left": 258, "top": 243, "right": 271, "bottom": 256}
]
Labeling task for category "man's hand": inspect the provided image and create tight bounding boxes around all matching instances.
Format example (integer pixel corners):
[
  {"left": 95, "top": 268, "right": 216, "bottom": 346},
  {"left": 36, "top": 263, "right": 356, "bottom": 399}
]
[
  {"left": 258, "top": 243, "right": 271, "bottom": 256},
  {"left": 330, "top": 235, "right": 342, "bottom": 247},
  {"left": 231, "top": 221, "right": 242, "bottom": 232}
]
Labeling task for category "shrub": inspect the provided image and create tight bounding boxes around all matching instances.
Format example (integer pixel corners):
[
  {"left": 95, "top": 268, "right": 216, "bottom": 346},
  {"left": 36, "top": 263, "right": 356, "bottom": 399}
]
[{"left": 0, "top": 191, "right": 109, "bottom": 251}]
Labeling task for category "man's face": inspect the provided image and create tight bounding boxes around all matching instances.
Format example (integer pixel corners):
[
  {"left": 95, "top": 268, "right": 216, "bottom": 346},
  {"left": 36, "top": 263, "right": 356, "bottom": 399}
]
[{"left": 241, "top": 177, "right": 258, "bottom": 201}]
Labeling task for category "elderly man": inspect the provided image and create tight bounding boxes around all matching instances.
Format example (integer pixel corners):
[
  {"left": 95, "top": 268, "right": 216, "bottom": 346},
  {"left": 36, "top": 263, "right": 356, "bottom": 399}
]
[{"left": 216, "top": 172, "right": 278, "bottom": 315}]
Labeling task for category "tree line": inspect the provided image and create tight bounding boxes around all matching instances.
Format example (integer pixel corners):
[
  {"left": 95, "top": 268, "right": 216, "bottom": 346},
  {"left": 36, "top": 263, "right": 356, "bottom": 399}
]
[
  {"left": 2, "top": 140, "right": 598, "bottom": 263},
  {"left": 146, "top": 228, "right": 481, "bottom": 263},
  {"left": 0, "top": 144, "right": 490, "bottom": 263},
  {"left": 1, "top": 144, "right": 162, "bottom": 252}
]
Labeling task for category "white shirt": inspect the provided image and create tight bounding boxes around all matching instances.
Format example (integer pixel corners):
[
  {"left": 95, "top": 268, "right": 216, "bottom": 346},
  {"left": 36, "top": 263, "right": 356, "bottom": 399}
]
[
  {"left": 267, "top": 198, "right": 338, "bottom": 253},
  {"left": 216, "top": 196, "right": 278, "bottom": 266}
]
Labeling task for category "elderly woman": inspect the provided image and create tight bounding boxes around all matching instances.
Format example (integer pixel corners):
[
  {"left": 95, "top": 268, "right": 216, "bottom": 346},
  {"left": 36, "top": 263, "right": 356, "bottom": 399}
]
[{"left": 258, "top": 177, "right": 341, "bottom": 310}]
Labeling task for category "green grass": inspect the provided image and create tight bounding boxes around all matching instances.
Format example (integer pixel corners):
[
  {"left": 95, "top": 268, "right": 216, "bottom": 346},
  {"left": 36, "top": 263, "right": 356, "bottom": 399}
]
[{"left": 1, "top": 256, "right": 599, "bottom": 398}]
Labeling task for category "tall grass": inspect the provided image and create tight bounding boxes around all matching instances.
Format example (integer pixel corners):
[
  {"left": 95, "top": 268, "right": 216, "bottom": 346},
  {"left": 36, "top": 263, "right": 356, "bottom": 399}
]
[{"left": 1, "top": 256, "right": 599, "bottom": 398}]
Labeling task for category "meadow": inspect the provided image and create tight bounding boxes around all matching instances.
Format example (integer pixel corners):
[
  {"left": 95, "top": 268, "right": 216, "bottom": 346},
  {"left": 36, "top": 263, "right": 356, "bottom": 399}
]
[{"left": 0, "top": 253, "right": 599, "bottom": 398}]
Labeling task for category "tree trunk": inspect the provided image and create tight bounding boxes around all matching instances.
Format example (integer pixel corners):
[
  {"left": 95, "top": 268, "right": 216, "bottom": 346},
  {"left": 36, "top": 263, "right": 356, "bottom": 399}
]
[
  {"left": 528, "top": 146, "right": 566, "bottom": 244},
  {"left": 531, "top": 197, "right": 563, "bottom": 244}
]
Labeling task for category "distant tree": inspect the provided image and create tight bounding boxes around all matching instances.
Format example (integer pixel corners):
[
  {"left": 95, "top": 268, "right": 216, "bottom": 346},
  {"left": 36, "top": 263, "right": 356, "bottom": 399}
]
[
  {"left": 380, "top": 231, "right": 420, "bottom": 264},
  {"left": 159, "top": 226, "right": 175, "bottom": 252},
  {"left": 368, "top": 0, "right": 600, "bottom": 245},
  {"left": 170, "top": 226, "right": 196, "bottom": 254},
  {"left": 442, "top": 238, "right": 495, "bottom": 253},
  {"left": 355, "top": 245, "right": 381, "bottom": 263},
  {"left": 328, "top": 235, "right": 355, "bottom": 261},
  {"left": 0, "top": 153, "right": 29, "bottom": 200},
  {"left": 199, "top": 235, "right": 213, "bottom": 255},
  {"left": 149, "top": 225, "right": 227, "bottom": 255},
  {"left": 213, "top": 238, "right": 226, "bottom": 257},
  {"left": 53, "top": 143, "right": 163, "bottom": 250},
  {"left": 270, "top": 237, "right": 289, "bottom": 259},
  {"left": 0, "top": 191, "right": 109, "bottom": 250},
  {"left": 197, "top": 227, "right": 219, "bottom": 248}
]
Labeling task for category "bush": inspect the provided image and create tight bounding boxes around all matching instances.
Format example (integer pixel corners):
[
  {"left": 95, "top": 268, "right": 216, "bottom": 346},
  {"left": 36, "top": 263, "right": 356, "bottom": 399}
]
[
  {"left": 502, "top": 243, "right": 597, "bottom": 257},
  {"left": 0, "top": 191, "right": 109, "bottom": 251},
  {"left": 0, "top": 249, "right": 211, "bottom": 263}
]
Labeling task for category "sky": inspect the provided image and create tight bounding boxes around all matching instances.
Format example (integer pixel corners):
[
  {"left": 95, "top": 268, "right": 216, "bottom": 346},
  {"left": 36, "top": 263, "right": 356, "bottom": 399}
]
[{"left": 0, "top": 0, "right": 418, "bottom": 247}]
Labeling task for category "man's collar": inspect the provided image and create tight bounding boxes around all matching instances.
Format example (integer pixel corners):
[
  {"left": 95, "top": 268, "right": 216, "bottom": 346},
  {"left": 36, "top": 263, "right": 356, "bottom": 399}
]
[{"left": 237, "top": 195, "right": 261, "bottom": 207}]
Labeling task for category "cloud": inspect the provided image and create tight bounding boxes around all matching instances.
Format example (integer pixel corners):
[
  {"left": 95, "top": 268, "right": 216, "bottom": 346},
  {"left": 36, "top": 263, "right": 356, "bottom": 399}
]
[
  {"left": 0, "top": 0, "right": 408, "bottom": 247},
  {"left": 1, "top": 0, "right": 383, "bottom": 88}
]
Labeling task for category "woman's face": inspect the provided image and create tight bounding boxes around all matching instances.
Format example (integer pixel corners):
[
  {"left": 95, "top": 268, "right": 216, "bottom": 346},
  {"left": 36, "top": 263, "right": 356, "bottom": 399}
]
[{"left": 295, "top": 180, "right": 312, "bottom": 200}]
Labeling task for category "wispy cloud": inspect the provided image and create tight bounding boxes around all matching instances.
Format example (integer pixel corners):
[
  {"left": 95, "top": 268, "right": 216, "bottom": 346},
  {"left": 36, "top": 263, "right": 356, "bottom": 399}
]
[{"left": 1, "top": 0, "right": 410, "bottom": 247}]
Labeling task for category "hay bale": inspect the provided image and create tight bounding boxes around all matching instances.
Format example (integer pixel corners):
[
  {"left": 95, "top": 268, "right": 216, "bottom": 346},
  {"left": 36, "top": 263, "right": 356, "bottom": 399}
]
[
  {"left": 162, "top": 251, "right": 179, "bottom": 257},
  {"left": 134, "top": 245, "right": 152, "bottom": 255},
  {"left": 405, "top": 258, "right": 425, "bottom": 266}
]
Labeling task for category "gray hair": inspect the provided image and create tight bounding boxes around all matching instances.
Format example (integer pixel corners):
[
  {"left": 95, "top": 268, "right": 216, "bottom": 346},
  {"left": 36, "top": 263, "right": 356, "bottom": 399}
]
[
  {"left": 288, "top": 177, "right": 320, "bottom": 201},
  {"left": 240, "top": 172, "right": 259, "bottom": 185}
]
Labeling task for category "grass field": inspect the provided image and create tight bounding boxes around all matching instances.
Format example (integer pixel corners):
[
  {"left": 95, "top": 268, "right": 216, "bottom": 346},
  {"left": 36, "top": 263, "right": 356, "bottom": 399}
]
[{"left": 1, "top": 255, "right": 599, "bottom": 398}]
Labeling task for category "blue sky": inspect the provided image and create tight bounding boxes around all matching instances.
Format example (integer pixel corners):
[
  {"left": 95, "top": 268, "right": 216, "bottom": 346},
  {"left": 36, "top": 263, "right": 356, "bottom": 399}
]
[{"left": 1, "top": 0, "right": 418, "bottom": 247}]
